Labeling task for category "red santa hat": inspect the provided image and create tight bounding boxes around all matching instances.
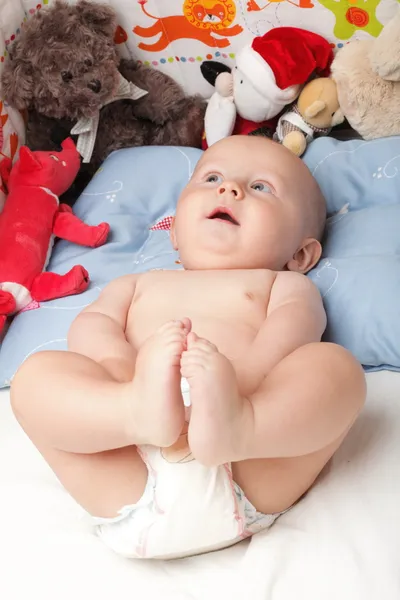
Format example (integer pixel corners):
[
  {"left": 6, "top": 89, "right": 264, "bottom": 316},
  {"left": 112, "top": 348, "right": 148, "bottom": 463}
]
[{"left": 236, "top": 27, "right": 333, "bottom": 108}]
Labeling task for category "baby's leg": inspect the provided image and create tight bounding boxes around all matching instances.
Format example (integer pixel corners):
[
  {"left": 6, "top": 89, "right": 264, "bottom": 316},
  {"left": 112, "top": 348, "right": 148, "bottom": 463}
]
[
  {"left": 232, "top": 344, "right": 365, "bottom": 513},
  {"left": 182, "top": 338, "right": 365, "bottom": 513},
  {"left": 11, "top": 320, "right": 189, "bottom": 517}
]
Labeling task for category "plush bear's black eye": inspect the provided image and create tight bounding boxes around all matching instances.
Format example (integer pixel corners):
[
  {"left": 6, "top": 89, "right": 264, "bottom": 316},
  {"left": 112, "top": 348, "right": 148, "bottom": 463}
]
[
  {"left": 61, "top": 71, "right": 73, "bottom": 82},
  {"left": 84, "top": 59, "right": 93, "bottom": 68}
]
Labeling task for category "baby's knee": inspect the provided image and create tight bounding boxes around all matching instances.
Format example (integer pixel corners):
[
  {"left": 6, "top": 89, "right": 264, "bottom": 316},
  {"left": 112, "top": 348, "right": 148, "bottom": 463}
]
[
  {"left": 320, "top": 343, "right": 366, "bottom": 411},
  {"left": 10, "top": 352, "right": 53, "bottom": 415}
]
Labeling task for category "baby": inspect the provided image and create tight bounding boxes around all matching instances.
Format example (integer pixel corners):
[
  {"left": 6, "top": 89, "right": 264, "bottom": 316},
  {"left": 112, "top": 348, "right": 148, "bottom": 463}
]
[{"left": 11, "top": 136, "right": 366, "bottom": 559}]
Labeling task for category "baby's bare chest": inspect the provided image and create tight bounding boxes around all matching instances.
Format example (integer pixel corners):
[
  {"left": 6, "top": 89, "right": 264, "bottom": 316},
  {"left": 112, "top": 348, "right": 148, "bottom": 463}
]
[{"left": 127, "top": 270, "right": 274, "bottom": 359}]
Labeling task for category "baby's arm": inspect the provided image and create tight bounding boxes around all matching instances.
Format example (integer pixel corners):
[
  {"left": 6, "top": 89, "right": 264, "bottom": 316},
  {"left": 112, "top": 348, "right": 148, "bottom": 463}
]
[
  {"left": 242, "top": 273, "right": 326, "bottom": 390},
  {"left": 68, "top": 275, "right": 138, "bottom": 382}
]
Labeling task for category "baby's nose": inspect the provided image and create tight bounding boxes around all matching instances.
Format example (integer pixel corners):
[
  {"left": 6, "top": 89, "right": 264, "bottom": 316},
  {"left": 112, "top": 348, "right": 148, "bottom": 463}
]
[
  {"left": 218, "top": 181, "right": 243, "bottom": 199},
  {"left": 88, "top": 79, "right": 102, "bottom": 94}
]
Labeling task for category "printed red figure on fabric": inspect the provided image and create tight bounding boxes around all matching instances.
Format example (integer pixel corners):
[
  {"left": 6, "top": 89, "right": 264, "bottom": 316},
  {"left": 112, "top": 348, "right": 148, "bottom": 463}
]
[
  {"left": 133, "top": 0, "right": 243, "bottom": 52},
  {"left": 247, "top": 0, "right": 314, "bottom": 11},
  {"left": 0, "top": 138, "right": 110, "bottom": 333}
]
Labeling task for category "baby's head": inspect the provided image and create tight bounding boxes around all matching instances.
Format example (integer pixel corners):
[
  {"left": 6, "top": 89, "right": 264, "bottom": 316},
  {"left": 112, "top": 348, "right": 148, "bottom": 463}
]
[{"left": 171, "top": 136, "right": 326, "bottom": 272}]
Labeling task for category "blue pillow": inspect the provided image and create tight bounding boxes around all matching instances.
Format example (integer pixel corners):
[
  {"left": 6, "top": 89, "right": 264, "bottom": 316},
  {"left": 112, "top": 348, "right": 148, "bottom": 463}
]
[
  {"left": 303, "top": 136, "right": 400, "bottom": 371},
  {"left": 1, "top": 137, "right": 400, "bottom": 387}
]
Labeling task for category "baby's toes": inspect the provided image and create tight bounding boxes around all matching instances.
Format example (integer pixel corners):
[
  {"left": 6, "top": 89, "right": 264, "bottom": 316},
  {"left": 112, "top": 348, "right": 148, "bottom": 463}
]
[
  {"left": 187, "top": 332, "right": 218, "bottom": 353},
  {"left": 158, "top": 319, "right": 185, "bottom": 335},
  {"left": 181, "top": 349, "right": 212, "bottom": 376},
  {"left": 168, "top": 330, "right": 188, "bottom": 351},
  {"left": 180, "top": 317, "right": 192, "bottom": 334},
  {"left": 181, "top": 353, "right": 203, "bottom": 379},
  {"left": 158, "top": 320, "right": 190, "bottom": 345},
  {"left": 195, "top": 339, "right": 218, "bottom": 354}
]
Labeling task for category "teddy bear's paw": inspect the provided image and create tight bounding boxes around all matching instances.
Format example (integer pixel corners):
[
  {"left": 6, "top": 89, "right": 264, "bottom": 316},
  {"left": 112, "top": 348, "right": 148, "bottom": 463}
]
[{"left": 282, "top": 131, "right": 307, "bottom": 157}]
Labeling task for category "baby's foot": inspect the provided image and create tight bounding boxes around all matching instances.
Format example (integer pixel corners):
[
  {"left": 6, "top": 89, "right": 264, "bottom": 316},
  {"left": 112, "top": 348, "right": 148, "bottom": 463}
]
[
  {"left": 181, "top": 333, "right": 252, "bottom": 466},
  {"left": 128, "top": 319, "right": 191, "bottom": 447}
]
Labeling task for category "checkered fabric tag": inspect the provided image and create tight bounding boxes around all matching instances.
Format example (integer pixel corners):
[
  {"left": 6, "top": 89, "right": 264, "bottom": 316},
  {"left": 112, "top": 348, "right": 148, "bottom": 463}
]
[{"left": 150, "top": 216, "right": 173, "bottom": 231}]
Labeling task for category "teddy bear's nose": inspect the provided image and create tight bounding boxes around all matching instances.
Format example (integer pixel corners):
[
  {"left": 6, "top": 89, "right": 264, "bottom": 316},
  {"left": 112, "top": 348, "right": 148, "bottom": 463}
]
[{"left": 88, "top": 79, "right": 102, "bottom": 93}]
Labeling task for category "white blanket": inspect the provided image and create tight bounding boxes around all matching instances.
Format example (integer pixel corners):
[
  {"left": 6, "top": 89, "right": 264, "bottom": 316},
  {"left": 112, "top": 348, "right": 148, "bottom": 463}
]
[{"left": 1, "top": 371, "right": 400, "bottom": 600}]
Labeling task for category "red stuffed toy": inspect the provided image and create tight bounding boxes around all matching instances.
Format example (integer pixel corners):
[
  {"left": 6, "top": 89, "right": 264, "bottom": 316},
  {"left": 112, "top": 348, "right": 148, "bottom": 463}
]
[{"left": 0, "top": 137, "right": 110, "bottom": 333}]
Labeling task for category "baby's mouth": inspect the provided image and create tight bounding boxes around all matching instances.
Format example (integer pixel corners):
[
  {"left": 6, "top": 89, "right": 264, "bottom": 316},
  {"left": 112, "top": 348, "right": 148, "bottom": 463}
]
[{"left": 207, "top": 207, "right": 240, "bottom": 226}]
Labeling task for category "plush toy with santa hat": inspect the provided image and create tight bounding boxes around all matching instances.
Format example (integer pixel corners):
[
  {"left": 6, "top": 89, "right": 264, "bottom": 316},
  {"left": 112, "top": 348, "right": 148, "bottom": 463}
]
[{"left": 202, "top": 27, "right": 334, "bottom": 148}]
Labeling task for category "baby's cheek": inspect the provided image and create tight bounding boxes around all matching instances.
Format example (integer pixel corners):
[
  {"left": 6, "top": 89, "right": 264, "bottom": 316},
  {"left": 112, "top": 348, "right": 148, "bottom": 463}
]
[{"left": 252, "top": 203, "right": 277, "bottom": 230}]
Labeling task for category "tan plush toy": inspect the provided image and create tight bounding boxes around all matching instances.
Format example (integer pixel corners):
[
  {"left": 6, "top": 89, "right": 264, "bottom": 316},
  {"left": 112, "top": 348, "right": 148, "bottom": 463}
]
[
  {"left": 275, "top": 78, "right": 344, "bottom": 156},
  {"left": 330, "top": 8, "right": 400, "bottom": 140}
]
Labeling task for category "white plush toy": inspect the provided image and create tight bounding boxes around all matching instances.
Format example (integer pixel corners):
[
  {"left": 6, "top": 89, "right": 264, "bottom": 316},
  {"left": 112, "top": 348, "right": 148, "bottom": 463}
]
[{"left": 204, "top": 27, "right": 334, "bottom": 147}]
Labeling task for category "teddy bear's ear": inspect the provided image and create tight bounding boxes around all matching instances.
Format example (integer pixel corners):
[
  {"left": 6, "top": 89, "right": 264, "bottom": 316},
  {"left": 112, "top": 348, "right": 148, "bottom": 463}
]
[
  {"left": 331, "top": 107, "right": 345, "bottom": 127},
  {"left": 1, "top": 41, "right": 34, "bottom": 110},
  {"left": 76, "top": 0, "right": 117, "bottom": 38},
  {"left": 369, "top": 7, "right": 400, "bottom": 81},
  {"left": 304, "top": 100, "right": 326, "bottom": 119}
]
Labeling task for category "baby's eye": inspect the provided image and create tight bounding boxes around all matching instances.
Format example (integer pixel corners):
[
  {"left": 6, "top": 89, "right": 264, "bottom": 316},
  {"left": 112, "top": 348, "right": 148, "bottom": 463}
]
[
  {"left": 205, "top": 174, "right": 223, "bottom": 184},
  {"left": 251, "top": 182, "right": 272, "bottom": 193}
]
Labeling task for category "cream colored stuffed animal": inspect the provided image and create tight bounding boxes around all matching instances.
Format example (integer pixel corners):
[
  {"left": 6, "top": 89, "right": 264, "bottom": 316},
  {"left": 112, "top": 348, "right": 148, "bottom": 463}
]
[
  {"left": 275, "top": 78, "right": 344, "bottom": 156},
  {"left": 330, "top": 8, "right": 400, "bottom": 140}
]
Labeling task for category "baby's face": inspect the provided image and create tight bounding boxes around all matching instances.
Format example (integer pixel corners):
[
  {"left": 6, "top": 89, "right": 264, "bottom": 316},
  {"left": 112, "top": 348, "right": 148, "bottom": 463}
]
[{"left": 172, "top": 136, "right": 322, "bottom": 271}]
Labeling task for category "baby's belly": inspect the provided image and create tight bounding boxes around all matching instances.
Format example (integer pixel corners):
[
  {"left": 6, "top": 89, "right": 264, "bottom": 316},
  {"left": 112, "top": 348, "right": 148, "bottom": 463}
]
[
  {"left": 128, "top": 314, "right": 257, "bottom": 366},
  {"left": 192, "top": 317, "right": 255, "bottom": 362}
]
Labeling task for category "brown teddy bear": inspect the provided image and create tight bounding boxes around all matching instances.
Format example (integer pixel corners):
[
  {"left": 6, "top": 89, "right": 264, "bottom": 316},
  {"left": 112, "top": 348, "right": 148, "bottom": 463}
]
[
  {"left": 274, "top": 78, "right": 344, "bottom": 156},
  {"left": 1, "top": 0, "right": 206, "bottom": 204}
]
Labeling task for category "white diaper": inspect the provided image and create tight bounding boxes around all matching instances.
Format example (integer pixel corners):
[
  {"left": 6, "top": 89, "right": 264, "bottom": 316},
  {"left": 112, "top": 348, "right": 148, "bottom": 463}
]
[{"left": 94, "top": 380, "right": 280, "bottom": 559}]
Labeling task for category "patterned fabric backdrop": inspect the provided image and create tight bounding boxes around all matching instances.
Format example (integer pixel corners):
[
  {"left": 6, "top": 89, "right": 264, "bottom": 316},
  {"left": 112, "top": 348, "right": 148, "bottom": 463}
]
[{"left": 0, "top": 0, "right": 398, "bottom": 192}]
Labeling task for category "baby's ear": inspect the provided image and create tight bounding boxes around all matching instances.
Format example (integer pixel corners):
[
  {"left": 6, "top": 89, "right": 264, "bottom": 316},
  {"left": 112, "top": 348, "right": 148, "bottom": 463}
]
[
  {"left": 1, "top": 42, "right": 34, "bottom": 110},
  {"left": 170, "top": 217, "right": 178, "bottom": 250},
  {"left": 287, "top": 238, "right": 322, "bottom": 274},
  {"left": 76, "top": 0, "right": 117, "bottom": 38}
]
